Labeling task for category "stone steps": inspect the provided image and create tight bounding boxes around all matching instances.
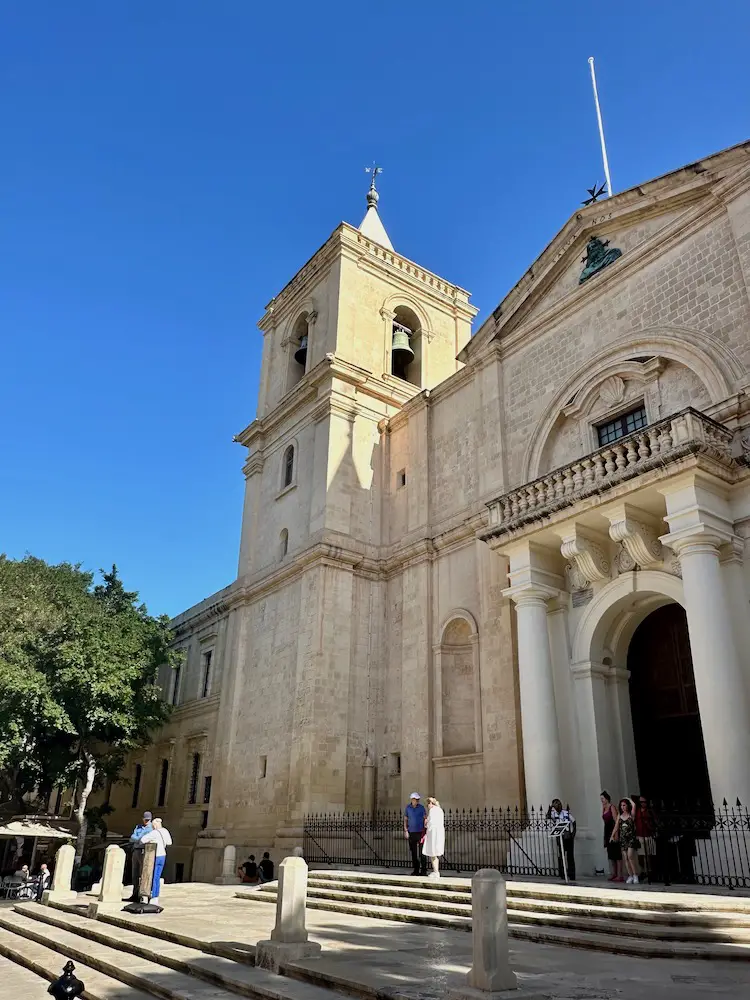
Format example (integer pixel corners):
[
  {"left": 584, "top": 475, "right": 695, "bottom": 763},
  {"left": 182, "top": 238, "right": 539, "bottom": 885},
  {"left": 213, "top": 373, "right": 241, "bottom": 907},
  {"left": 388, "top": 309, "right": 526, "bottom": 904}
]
[
  {"left": 0, "top": 926, "right": 157, "bottom": 1000},
  {"left": 255, "top": 883, "right": 750, "bottom": 941},
  {"left": 307, "top": 870, "right": 750, "bottom": 914},
  {"left": 235, "top": 871, "right": 750, "bottom": 959},
  {"left": 0, "top": 904, "right": 341, "bottom": 1000}
]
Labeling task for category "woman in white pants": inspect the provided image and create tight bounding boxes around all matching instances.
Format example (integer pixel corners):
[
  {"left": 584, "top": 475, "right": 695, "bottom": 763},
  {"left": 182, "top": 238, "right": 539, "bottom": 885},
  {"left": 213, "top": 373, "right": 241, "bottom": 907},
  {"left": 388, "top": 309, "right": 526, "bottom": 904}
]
[{"left": 423, "top": 797, "right": 445, "bottom": 879}]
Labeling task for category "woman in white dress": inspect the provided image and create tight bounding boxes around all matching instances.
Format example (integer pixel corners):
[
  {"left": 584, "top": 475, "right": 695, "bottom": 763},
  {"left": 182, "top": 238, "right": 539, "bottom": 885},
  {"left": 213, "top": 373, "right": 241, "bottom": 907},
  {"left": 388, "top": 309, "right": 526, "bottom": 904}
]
[{"left": 423, "top": 797, "right": 445, "bottom": 879}]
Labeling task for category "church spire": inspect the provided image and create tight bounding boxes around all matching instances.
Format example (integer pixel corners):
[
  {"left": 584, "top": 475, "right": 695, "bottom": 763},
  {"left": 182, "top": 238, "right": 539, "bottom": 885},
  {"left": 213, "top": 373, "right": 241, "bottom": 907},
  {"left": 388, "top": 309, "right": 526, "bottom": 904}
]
[{"left": 359, "top": 164, "right": 393, "bottom": 250}]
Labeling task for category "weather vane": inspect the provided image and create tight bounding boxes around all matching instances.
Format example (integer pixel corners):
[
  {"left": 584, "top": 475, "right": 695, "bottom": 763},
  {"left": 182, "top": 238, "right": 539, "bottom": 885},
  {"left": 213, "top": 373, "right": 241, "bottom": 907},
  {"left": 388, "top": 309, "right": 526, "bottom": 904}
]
[
  {"left": 582, "top": 182, "right": 607, "bottom": 206},
  {"left": 365, "top": 163, "right": 383, "bottom": 190}
]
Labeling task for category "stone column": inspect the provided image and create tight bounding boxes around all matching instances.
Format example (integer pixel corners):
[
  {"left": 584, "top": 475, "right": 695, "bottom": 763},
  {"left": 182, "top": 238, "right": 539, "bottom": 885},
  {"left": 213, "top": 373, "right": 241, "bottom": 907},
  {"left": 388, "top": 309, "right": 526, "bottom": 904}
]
[
  {"left": 87, "top": 845, "right": 125, "bottom": 916},
  {"left": 664, "top": 533, "right": 750, "bottom": 804},
  {"left": 215, "top": 845, "right": 241, "bottom": 885},
  {"left": 508, "top": 588, "right": 563, "bottom": 809},
  {"left": 447, "top": 869, "right": 544, "bottom": 1000},
  {"left": 255, "top": 857, "right": 321, "bottom": 972},
  {"left": 42, "top": 843, "right": 77, "bottom": 905}
]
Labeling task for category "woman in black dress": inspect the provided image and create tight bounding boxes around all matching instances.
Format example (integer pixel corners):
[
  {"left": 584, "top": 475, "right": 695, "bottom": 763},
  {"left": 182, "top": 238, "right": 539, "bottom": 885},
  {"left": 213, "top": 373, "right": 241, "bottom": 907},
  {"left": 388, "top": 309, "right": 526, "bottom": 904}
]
[
  {"left": 612, "top": 798, "right": 641, "bottom": 885},
  {"left": 601, "top": 791, "right": 623, "bottom": 882}
]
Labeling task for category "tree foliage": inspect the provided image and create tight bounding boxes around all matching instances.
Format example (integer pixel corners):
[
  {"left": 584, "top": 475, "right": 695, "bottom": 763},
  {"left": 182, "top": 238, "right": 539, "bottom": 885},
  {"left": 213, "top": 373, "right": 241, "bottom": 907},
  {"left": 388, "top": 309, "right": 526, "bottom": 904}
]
[{"left": 0, "top": 556, "right": 174, "bottom": 857}]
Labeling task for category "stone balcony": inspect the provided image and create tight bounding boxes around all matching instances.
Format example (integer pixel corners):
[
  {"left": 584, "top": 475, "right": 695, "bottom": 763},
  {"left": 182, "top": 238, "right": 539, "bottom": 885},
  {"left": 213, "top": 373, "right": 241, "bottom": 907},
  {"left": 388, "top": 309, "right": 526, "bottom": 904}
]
[{"left": 483, "top": 408, "right": 739, "bottom": 541}]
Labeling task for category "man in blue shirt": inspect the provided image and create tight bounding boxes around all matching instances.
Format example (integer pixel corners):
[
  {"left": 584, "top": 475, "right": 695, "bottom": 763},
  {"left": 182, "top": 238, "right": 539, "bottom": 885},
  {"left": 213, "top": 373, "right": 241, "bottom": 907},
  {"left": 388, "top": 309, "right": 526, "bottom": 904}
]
[
  {"left": 128, "top": 810, "right": 153, "bottom": 901},
  {"left": 403, "top": 793, "right": 427, "bottom": 876}
]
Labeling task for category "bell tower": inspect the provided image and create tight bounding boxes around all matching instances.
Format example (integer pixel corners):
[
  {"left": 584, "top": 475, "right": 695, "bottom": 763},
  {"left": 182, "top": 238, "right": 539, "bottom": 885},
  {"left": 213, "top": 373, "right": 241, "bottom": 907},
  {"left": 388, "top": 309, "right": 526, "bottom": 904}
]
[{"left": 230, "top": 178, "right": 475, "bottom": 839}]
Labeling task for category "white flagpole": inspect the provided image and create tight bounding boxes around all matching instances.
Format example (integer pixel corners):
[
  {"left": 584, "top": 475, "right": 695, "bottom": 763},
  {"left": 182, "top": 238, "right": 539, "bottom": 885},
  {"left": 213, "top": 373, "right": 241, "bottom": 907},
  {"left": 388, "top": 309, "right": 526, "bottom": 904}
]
[{"left": 588, "top": 56, "right": 613, "bottom": 197}]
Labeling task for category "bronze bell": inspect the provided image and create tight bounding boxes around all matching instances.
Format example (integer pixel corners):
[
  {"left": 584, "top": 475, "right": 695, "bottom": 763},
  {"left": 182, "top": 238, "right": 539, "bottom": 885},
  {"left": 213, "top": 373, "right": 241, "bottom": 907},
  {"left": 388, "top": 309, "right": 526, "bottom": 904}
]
[
  {"left": 391, "top": 322, "right": 414, "bottom": 364},
  {"left": 294, "top": 334, "right": 308, "bottom": 366}
]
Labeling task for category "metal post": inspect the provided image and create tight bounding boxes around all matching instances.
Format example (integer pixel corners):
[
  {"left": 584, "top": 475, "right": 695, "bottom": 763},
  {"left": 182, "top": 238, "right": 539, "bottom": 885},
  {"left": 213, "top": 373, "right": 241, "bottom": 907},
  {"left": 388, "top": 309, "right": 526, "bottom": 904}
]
[{"left": 588, "top": 56, "right": 613, "bottom": 197}]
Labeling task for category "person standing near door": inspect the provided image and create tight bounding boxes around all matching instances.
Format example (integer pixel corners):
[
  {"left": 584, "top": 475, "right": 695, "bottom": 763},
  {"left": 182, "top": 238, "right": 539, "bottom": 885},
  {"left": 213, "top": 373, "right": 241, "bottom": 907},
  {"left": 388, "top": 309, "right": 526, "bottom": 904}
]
[
  {"left": 403, "top": 793, "right": 427, "bottom": 876},
  {"left": 139, "top": 818, "right": 172, "bottom": 902}
]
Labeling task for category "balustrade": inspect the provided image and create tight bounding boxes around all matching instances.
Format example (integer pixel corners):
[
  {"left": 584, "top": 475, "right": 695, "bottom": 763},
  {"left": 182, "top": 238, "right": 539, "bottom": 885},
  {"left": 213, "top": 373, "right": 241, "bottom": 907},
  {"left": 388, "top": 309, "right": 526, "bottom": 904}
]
[{"left": 488, "top": 408, "right": 735, "bottom": 534}]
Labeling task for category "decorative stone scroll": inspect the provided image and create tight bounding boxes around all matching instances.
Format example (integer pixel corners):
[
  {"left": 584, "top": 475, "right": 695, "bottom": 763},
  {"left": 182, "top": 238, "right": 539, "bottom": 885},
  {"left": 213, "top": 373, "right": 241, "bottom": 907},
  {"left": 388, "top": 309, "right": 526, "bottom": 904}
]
[
  {"left": 605, "top": 503, "right": 663, "bottom": 569},
  {"left": 559, "top": 528, "right": 610, "bottom": 586}
]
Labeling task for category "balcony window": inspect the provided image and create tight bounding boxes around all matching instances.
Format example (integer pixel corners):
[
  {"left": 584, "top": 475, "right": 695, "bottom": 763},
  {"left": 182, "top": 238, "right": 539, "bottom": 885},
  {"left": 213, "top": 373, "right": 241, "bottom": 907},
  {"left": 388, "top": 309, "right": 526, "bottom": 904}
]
[{"left": 596, "top": 405, "right": 647, "bottom": 447}]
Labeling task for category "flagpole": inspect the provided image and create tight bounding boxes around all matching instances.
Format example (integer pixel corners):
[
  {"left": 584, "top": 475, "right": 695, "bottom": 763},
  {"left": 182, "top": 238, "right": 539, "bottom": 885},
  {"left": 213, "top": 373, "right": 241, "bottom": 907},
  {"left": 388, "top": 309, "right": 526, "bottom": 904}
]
[{"left": 588, "top": 56, "right": 613, "bottom": 197}]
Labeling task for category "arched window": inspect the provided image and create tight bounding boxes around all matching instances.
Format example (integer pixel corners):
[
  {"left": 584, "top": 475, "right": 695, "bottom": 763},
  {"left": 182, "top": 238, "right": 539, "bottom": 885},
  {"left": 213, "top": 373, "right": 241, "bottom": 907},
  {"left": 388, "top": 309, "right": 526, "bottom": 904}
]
[
  {"left": 131, "top": 764, "right": 142, "bottom": 809},
  {"left": 279, "top": 529, "right": 289, "bottom": 561},
  {"left": 283, "top": 445, "right": 295, "bottom": 488},
  {"left": 390, "top": 305, "right": 422, "bottom": 387}
]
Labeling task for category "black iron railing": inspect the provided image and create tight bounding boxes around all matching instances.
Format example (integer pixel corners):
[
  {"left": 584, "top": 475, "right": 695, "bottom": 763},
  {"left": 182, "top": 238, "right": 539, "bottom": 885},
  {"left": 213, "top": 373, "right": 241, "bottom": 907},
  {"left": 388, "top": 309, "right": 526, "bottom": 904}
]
[
  {"left": 303, "top": 807, "right": 562, "bottom": 877},
  {"left": 640, "top": 799, "right": 750, "bottom": 889},
  {"left": 303, "top": 800, "right": 750, "bottom": 889}
]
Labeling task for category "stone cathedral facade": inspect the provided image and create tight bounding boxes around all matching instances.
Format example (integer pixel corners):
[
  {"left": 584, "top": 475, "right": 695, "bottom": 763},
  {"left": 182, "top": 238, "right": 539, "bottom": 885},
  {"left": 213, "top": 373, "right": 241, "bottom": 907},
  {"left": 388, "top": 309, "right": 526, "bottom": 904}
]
[{"left": 102, "top": 141, "right": 750, "bottom": 880}]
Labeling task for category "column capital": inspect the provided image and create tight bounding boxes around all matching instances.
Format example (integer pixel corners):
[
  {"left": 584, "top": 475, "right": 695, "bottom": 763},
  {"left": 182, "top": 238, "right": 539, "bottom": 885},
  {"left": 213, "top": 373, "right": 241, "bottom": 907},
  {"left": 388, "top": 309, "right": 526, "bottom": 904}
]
[
  {"left": 659, "top": 524, "right": 732, "bottom": 557},
  {"left": 571, "top": 660, "right": 610, "bottom": 681},
  {"left": 503, "top": 583, "right": 560, "bottom": 607}
]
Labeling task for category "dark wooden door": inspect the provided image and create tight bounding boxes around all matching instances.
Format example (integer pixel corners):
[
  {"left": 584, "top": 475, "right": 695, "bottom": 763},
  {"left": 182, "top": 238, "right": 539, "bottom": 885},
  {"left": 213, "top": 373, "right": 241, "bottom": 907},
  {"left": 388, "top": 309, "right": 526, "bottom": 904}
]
[{"left": 627, "top": 604, "right": 711, "bottom": 806}]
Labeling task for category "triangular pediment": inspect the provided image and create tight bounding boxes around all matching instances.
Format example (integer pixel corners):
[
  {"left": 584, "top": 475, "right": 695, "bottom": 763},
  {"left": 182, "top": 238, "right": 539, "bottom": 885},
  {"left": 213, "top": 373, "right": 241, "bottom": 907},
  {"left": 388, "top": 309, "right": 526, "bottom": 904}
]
[
  {"left": 462, "top": 141, "right": 750, "bottom": 361},
  {"left": 516, "top": 203, "right": 689, "bottom": 325}
]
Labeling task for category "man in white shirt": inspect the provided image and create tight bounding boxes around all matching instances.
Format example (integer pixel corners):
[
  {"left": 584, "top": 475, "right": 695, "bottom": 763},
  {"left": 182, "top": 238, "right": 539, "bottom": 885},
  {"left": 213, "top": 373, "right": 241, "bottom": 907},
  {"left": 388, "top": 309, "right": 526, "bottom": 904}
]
[{"left": 139, "top": 817, "right": 172, "bottom": 902}]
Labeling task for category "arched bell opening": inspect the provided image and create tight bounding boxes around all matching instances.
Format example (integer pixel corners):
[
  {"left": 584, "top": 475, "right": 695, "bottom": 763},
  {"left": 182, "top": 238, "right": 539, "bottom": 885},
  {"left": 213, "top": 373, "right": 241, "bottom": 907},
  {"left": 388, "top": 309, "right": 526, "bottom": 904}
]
[
  {"left": 390, "top": 306, "right": 422, "bottom": 387},
  {"left": 287, "top": 313, "right": 309, "bottom": 390}
]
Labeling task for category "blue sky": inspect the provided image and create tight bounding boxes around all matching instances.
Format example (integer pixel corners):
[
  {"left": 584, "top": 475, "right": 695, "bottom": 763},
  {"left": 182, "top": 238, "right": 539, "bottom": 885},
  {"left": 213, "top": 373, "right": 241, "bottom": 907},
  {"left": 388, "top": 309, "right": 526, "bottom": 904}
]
[{"left": 2, "top": 2, "right": 748, "bottom": 617}]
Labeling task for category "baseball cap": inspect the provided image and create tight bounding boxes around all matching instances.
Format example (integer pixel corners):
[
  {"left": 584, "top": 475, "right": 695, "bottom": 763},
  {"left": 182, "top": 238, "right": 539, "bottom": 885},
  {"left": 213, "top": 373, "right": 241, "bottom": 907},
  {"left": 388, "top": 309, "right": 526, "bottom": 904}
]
[{"left": 408, "top": 792, "right": 421, "bottom": 799}]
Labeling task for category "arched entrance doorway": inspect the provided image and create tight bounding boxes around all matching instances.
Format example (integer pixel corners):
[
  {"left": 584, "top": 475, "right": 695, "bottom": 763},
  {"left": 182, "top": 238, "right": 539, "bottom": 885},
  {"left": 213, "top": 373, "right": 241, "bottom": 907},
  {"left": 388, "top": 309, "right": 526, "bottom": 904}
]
[{"left": 627, "top": 604, "right": 711, "bottom": 806}]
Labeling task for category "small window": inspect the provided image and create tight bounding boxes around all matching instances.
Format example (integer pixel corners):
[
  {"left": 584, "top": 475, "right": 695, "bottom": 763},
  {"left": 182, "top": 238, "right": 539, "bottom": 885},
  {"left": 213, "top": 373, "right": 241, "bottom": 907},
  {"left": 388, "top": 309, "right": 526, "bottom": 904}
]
[
  {"left": 201, "top": 810, "right": 209, "bottom": 830},
  {"left": 157, "top": 759, "right": 169, "bottom": 808},
  {"left": 203, "top": 775, "right": 212, "bottom": 803},
  {"left": 397, "top": 469, "right": 407, "bottom": 489},
  {"left": 390, "top": 752, "right": 401, "bottom": 775},
  {"left": 279, "top": 529, "right": 289, "bottom": 561},
  {"left": 132, "top": 764, "right": 142, "bottom": 809},
  {"left": 188, "top": 752, "right": 201, "bottom": 805},
  {"left": 283, "top": 445, "right": 295, "bottom": 488},
  {"left": 201, "top": 650, "right": 212, "bottom": 698},
  {"left": 596, "top": 405, "right": 647, "bottom": 447},
  {"left": 259, "top": 755, "right": 268, "bottom": 779},
  {"left": 171, "top": 665, "right": 181, "bottom": 706},
  {"left": 53, "top": 787, "right": 63, "bottom": 815}
]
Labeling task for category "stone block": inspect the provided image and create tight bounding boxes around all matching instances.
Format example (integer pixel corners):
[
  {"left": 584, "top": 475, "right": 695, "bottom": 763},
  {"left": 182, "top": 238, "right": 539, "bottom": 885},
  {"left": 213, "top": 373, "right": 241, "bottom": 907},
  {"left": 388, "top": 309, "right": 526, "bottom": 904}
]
[
  {"left": 445, "top": 869, "right": 549, "bottom": 998},
  {"left": 97, "top": 845, "right": 126, "bottom": 904},
  {"left": 42, "top": 843, "right": 77, "bottom": 905},
  {"left": 215, "top": 844, "right": 241, "bottom": 885},
  {"left": 255, "top": 855, "right": 321, "bottom": 971}
]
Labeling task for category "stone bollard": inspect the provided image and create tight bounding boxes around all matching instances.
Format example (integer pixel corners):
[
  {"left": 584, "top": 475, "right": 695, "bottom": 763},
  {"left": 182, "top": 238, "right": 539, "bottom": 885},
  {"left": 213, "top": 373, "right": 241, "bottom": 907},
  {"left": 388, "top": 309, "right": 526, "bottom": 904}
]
[
  {"left": 215, "top": 844, "right": 241, "bottom": 885},
  {"left": 255, "top": 856, "right": 321, "bottom": 972},
  {"left": 42, "top": 844, "right": 77, "bottom": 905},
  {"left": 447, "top": 870, "right": 545, "bottom": 1000},
  {"left": 87, "top": 845, "right": 126, "bottom": 917}
]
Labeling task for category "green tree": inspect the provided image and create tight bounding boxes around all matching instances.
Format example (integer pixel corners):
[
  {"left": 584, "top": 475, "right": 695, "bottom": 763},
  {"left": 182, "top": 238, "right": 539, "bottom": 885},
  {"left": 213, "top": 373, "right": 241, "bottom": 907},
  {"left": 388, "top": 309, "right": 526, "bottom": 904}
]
[{"left": 0, "top": 556, "right": 174, "bottom": 862}]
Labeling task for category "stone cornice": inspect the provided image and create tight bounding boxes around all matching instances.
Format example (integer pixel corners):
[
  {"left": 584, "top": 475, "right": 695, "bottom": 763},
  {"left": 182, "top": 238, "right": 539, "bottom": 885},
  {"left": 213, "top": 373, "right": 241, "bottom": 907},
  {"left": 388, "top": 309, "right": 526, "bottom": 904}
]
[
  {"left": 258, "top": 221, "right": 476, "bottom": 334},
  {"left": 235, "top": 354, "right": 406, "bottom": 451},
  {"left": 259, "top": 227, "right": 345, "bottom": 331},
  {"left": 169, "top": 696, "right": 220, "bottom": 724}
]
